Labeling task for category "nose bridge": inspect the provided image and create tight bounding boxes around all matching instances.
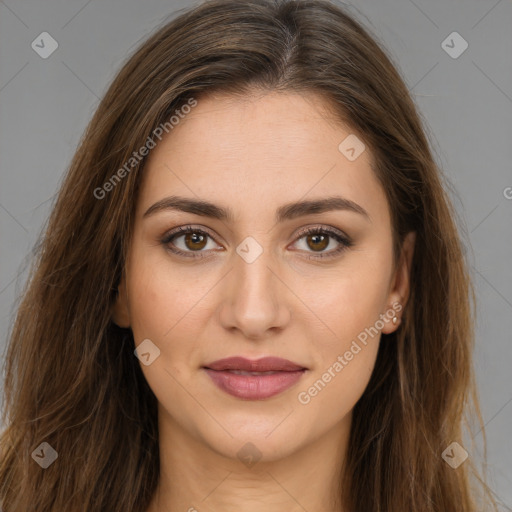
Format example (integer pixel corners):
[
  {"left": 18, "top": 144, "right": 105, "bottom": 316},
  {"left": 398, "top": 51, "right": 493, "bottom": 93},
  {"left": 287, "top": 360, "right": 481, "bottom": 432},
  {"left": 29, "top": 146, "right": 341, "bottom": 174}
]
[
  {"left": 233, "top": 235, "right": 279, "bottom": 313},
  {"left": 219, "top": 234, "right": 290, "bottom": 338},
  {"left": 236, "top": 242, "right": 275, "bottom": 299}
]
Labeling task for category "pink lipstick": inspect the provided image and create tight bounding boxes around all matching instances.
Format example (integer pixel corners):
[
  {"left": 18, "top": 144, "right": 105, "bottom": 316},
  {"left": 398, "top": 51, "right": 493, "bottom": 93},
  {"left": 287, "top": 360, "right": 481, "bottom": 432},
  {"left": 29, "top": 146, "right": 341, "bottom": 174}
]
[{"left": 203, "top": 356, "right": 306, "bottom": 400}]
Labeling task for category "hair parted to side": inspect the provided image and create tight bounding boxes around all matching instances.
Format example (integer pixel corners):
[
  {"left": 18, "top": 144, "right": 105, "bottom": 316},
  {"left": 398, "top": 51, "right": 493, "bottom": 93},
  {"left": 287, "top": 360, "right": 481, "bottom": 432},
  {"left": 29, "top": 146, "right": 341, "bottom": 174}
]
[{"left": 0, "top": 0, "right": 497, "bottom": 510}]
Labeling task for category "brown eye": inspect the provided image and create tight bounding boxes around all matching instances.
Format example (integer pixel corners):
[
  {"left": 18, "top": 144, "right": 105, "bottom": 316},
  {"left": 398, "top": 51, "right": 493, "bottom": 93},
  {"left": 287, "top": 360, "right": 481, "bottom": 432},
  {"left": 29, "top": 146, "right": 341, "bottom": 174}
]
[
  {"left": 162, "top": 225, "right": 352, "bottom": 261},
  {"left": 184, "top": 232, "right": 208, "bottom": 251},
  {"left": 306, "top": 233, "right": 329, "bottom": 252},
  {"left": 292, "top": 226, "right": 353, "bottom": 259},
  {"left": 161, "top": 226, "right": 221, "bottom": 258}
]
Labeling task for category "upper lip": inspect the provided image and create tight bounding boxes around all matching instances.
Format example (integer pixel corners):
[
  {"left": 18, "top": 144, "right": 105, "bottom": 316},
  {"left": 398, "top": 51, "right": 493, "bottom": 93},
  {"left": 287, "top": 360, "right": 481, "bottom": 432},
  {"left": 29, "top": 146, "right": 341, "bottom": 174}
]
[{"left": 203, "top": 356, "right": 306, "bottom": 372}]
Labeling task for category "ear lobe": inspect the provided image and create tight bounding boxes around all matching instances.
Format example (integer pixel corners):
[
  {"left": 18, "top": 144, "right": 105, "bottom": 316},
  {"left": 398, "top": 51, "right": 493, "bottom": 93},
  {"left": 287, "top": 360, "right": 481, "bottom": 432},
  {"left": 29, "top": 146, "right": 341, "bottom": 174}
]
[{"left": 111, "top": 277, "right": 131, "bottom": 328}]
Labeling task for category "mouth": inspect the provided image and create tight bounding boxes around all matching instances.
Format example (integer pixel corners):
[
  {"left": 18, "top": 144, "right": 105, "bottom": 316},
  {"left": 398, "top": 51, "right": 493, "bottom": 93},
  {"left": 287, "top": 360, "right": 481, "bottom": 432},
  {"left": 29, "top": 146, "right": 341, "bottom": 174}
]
[{"left": 202, "top": 356, "right": 307, "bottom": 400}]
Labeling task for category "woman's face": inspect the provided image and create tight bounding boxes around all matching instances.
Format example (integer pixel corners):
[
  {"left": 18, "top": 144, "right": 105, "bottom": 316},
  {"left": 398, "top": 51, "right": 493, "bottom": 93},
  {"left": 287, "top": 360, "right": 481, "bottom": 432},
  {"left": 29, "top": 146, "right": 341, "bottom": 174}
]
[{"left": 113, "top": 90, "right": 414, "bottom": 463}]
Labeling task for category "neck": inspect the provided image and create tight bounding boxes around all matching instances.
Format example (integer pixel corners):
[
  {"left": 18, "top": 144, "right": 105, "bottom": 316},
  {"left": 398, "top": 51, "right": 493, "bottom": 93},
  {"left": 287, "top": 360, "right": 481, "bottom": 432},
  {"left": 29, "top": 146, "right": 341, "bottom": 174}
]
[{"left": 147, "top": 407, "right": 351, "bottom": 512}]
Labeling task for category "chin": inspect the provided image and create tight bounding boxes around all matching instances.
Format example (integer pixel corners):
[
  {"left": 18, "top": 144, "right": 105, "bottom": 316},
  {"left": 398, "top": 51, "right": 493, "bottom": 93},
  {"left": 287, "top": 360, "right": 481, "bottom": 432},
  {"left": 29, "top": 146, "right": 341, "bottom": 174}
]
[{"left": 198, "top": 417, "right": 308, "bottom": 463}]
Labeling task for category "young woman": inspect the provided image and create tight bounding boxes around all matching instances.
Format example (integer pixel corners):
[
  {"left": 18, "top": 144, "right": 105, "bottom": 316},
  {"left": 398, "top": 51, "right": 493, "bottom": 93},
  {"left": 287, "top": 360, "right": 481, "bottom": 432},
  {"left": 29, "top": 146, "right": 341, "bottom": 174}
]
[{"left": 0, "top": 0, "right": 498, "bottom": 510}]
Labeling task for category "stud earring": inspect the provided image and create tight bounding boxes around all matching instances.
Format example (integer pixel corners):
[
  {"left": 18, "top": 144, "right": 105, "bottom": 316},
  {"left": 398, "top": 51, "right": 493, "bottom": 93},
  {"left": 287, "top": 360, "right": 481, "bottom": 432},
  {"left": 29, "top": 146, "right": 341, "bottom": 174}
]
[{"left": 392, "top": 315, "right": 398, "bottom": 325}]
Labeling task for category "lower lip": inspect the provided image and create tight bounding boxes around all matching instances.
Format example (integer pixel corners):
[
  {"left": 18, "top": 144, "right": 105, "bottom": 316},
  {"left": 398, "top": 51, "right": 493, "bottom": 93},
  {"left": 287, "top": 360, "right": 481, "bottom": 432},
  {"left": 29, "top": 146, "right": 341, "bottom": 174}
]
[{"left": 203, "top": 369, "right": 306, "bottom": 400}]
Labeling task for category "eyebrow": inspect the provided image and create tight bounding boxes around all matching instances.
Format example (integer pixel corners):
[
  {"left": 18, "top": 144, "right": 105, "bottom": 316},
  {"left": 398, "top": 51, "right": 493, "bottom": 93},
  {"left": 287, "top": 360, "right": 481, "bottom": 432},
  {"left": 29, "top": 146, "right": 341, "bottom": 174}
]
[{"left": 143, "top": 195, "right": 370, "bottom": 223}]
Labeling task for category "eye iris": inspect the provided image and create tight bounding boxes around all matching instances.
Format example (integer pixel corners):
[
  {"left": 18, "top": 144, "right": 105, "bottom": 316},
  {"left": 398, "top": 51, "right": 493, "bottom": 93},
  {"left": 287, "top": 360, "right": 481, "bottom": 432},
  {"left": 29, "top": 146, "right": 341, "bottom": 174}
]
[
  {"left": 307, "top": 233, "right": 328, "bottom": 251},
  {"left": 185, "top": 232, "right": 207, "bottom": 250}
]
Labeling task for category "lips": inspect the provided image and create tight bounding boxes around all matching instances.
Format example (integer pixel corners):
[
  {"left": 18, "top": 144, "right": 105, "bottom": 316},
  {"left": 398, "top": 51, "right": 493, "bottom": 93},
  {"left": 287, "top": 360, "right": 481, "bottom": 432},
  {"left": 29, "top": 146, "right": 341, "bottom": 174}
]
[
  {"left": 203, "top": 357, "right": 307, "bottom": 400},
  {"left": 204, "top": 356, "right": 305, "bottom": 372}
]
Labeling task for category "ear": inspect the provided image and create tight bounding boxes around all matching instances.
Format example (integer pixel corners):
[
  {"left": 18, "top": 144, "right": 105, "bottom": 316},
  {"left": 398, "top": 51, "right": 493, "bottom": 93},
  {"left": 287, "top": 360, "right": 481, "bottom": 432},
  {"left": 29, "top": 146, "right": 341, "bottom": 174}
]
[
  {"left": 381, "top": 231, "right": 416, "bottom": 334},
  {"left": 111, "top": 273, "right": 131, "bottom": 328}
]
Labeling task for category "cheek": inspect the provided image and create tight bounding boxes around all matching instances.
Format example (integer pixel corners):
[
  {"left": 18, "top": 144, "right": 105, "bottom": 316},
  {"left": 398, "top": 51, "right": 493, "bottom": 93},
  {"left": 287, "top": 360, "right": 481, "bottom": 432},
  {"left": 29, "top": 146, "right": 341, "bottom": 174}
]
[
  {"left": 306, "top": 256, "right": 392, "bottom": 352},
  {"left": 295, "top": 256, "right": 391, "bottom": 413},
  {"left": 296, "top": 340, "right": 379, "bottom": 436},
  {"left": 296, "top": 279, "right": 384, "bottom": 421},
  {"left": 124, "top": 253, "right": 213, "bottom": 429},
  {"left": 125, "top": 243, "right": 214, "bottom": 342}
]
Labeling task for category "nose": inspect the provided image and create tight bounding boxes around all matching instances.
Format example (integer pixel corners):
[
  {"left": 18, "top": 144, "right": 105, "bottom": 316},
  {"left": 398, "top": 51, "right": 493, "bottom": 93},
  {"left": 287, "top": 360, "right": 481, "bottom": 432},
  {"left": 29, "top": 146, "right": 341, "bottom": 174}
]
[{"left": 217, "top": 243, "right": 292, "bottom": 340}]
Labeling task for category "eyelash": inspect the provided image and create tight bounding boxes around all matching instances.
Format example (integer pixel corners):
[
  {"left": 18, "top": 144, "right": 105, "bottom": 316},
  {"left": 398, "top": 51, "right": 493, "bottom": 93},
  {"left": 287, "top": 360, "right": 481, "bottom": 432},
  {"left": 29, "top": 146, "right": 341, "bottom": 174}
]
[{"left": 160, "top": 224, "right": 353, "bottom": 260}]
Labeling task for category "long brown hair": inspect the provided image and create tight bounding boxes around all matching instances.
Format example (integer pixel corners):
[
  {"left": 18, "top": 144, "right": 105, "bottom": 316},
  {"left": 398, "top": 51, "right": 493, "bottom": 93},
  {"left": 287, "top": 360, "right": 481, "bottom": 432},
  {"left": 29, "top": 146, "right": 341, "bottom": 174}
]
[{"left": 0, "top": 0, "right": 497, "bottom": 510}]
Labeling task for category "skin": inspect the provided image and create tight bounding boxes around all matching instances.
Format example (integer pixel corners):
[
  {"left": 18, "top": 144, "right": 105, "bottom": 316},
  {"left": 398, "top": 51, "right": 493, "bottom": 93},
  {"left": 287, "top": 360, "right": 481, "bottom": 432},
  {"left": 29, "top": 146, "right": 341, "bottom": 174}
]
[{"left": 112, "top": 90, "right": 415, "bottom": 512}]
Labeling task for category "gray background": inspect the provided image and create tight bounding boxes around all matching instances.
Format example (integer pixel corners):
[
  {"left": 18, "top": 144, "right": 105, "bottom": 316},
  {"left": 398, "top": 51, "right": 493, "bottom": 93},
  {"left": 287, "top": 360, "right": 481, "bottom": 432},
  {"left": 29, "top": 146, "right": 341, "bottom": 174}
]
[{"left": 1, "top": 0, "right": 511, "bottom": 508}]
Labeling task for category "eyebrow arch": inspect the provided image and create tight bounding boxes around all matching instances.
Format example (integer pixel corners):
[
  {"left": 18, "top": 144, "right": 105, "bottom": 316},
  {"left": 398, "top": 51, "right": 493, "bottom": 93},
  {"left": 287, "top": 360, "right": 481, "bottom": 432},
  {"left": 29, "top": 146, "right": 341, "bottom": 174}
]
[{"left": 143, "top": 195, "right": 371, "bottom": 223}]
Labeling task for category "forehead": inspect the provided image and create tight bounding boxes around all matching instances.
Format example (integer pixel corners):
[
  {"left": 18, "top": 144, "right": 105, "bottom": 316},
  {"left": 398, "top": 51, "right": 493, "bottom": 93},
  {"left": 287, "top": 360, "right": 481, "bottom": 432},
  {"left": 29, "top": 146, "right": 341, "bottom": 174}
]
[{"left": 138, "top": 91, "right": 387, "bottom": 223}]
